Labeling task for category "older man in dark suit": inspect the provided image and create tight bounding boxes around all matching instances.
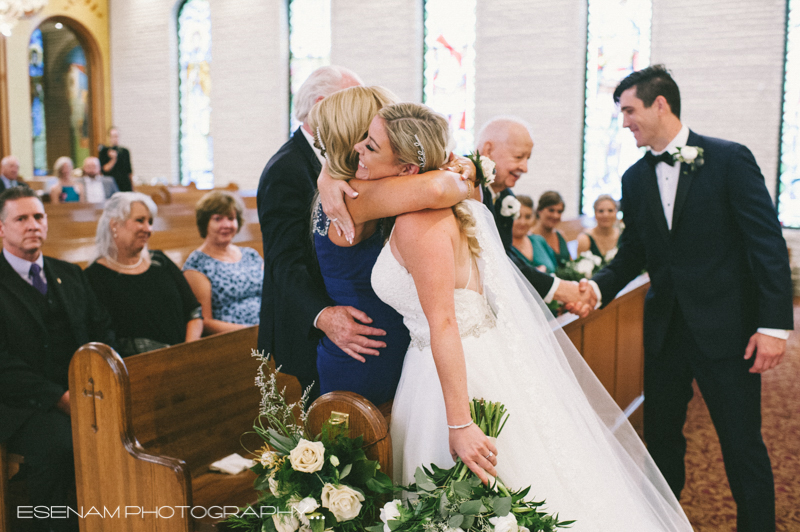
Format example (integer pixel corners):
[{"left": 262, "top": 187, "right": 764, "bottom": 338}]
[
  {"left": 0, "top": 186, "right": 114, "bottom": 531},
  {"left": 476, "top": 117, "right": 594, "bottom": 312},
  {"left": 0, "top": 155, "right": 26, "bottom": 193},
  {"left": 591, "top": 65, "right": 793, "bottom": 532},
  {"left": 257, "top": 66, "right": 387, "bottom": 399}
]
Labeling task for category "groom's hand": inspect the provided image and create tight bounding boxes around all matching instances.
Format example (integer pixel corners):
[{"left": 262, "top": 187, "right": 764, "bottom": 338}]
[
  {"left": 557, "top": 279, "right": 597, "bottom": 318},
  {"left": 744, "top": 332, "right": 786, "bottom": 373},
  {"left": 317, "top": 306, "right": 387, "bottom": 363}
]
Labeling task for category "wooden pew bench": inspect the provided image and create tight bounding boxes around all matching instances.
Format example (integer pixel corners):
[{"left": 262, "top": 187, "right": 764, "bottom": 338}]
[{"left": 68, "top": 326, "right": 293, "bottom": 532}]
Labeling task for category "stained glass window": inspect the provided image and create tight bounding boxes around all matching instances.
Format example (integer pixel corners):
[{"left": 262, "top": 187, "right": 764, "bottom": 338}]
[
  {"left": 29, "top": 28, "right": 47, "bottom": 176},
  {"left": 581, "top": 0, "right": 652, "bottom": 215},
  {"left": 778, "top": 0, "right": 800, "bottom": 227},
  {"left": 423, "top": 0, "right": 476, "bottom": 155},
  {"left": 289, "top": 0, "right": 331, "bottom": 133},
  {"left": 178, "top": 0, "right": 213, "bottom": 188}
]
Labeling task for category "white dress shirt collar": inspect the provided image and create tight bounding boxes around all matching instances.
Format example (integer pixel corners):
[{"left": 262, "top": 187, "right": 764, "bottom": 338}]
[
  {"left": 300, "top": 126, "right": 326, "bottom": 166},
  {"left": 1, "top": 175, "right": 18, "bottom": 189},
  {"left": 652, "top": 124, "right": 690, "bottom": 156},
  {"left": 3, "top": 247, "right": 45, "bottom": 287}
]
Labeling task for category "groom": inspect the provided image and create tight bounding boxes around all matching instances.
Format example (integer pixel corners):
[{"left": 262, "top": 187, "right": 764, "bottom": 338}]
[
  {"left": 476, "top": 117, "right": 593, "bottom": 312},
  {"left": 590, "top": 65, "right": 792, "bottom": 532}
]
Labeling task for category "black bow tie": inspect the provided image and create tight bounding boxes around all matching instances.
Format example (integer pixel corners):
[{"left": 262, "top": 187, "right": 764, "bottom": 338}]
[{"left": 644, "top": 151, "right": 676, "bottom": 168}]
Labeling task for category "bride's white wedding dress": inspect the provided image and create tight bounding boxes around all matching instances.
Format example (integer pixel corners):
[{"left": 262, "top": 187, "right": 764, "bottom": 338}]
[{"left": 371, "top": 200, "right": 693, "bottom": 532}]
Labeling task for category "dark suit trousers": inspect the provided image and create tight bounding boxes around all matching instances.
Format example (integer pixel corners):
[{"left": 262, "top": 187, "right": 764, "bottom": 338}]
[
  {"left": 644, "top": 306, "right": 774, "bottom": 532},
  {"left": 7, "top": 409, "right": 79, "bottom": 532}
]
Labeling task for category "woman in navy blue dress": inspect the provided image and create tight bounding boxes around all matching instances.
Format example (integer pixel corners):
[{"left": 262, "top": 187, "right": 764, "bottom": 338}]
[{"left": 308, "top": 86, "right": 473, "bottom": 406}]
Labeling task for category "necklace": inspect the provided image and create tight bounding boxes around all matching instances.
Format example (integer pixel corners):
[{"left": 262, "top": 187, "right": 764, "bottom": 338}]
[{"left": 104, "top": 254, "right": 145, "bottom": 270}]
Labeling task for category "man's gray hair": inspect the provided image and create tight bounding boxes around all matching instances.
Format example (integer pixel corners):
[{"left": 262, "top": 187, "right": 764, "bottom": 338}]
[
  {"left": 1, "top": 155, "right": 19, "bottom": 169},
  {"left": 294, "top": 65, "right": 362, "bottom": 124},
  {"left": 476, "top": 116, "right": 534, "bottom": 149},
  {"left": 95, "top": 192, "right": 157, "bottom": 260}
]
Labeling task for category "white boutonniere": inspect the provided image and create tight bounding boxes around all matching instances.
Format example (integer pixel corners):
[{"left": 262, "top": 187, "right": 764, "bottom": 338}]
[
  {"left": 466, "top": 151, "right": 496, "bottom": 187},
  {"left": 500, "top": 195, "right": 521, "bottom": 219},
  {"left": 672, "top": 146, "right": 704, "bottom": 172}
]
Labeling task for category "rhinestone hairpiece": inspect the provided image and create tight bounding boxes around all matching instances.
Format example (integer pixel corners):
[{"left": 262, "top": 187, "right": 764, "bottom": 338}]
[
  {"left": 316, "top": 127, "right": 327, "bottom": 157},
  {"left": 413, "top": 134, "right": 426, "bottom": 168}
]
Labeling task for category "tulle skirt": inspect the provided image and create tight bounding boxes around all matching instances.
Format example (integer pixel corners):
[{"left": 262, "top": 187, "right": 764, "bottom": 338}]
[{"left": 391, "top": 326, "right": 689, "bottom": 532}]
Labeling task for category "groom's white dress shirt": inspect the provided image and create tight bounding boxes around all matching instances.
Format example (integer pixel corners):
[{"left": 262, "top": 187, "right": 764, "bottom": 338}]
[{"left": 589, "top": 125, "right": 790, "bottom": 340}]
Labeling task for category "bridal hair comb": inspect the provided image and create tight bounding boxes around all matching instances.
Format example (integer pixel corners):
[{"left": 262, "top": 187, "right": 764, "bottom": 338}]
[
  {"left": 413, "top": 134, "right": 426, "bottom": 168},
  {"left": 316, "top": 127, "right": 327, "bottom": 157}
]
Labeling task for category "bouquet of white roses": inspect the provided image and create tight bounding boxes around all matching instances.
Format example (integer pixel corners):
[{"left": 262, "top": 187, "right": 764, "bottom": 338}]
[
  {"left": 369, "top": 399, "right": 573, "bottom": 532},
  {"left": 555, "top": 251, "right": 605, "bottom": 282},
  {"left": 227, "top": 352, "right": 394, "bottom": 532}
]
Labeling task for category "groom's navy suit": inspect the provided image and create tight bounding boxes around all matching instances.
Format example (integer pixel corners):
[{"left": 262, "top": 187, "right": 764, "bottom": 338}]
[
  {"left": 482, "top": 186, "right": 555, "bottom": 298},
  {"left": 257, "top": 128, "right": 332, "bottom": 395},
  {"left": 593, "top": 131, "right": 792, "bottom": 532}
]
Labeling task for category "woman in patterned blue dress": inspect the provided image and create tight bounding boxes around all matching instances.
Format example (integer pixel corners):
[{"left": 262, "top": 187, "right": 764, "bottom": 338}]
[
  {"left": 183, "top": 191, "right": 263, "bottom": 335},
  {"left": 307, "top": 86, "right": 474, "bottom": 406}
]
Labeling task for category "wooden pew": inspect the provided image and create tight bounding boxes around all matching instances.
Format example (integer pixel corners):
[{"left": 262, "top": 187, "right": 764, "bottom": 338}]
[{"left": 68, "top": 326, "right": 296, "bottom": 532}]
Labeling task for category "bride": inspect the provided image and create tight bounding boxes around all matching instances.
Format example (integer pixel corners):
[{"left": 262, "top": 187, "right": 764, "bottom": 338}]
[{"left": 320, "top": 102, "right": 694, "bottom": 531}]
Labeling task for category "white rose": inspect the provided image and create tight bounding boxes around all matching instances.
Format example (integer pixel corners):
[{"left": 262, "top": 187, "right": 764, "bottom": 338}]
[
  {"left": 500, "top": 195, "right": 521, "bottom": 219},
  {"left": 575, "top": 258, "right": 595, "bottom": 278},
  {"left": 321, "top": 483, "right": 365, "bottom": 522},
  {"left": 289, "top": 439, "right": 325, "bottom": 473},
  {"left": 604, "top": 247, "right": 618, "bottom": 261},
  {"left": 273, "top": 513, "right": 300, "bottom": 532},
  {"left": 489, "top": 514, "right": 519, "bottom": 532},
  {"left": 679, "top": 146, "right": 698, "bottom": 162},
  {"left": 292, "top": 497, "right": 320, "bottom": 526},
  {"left": 380, "top": 500, "right": 402, "bottom": 532},
  {"left": 479, "top": 156, "right": 496, "bottom": 186}
]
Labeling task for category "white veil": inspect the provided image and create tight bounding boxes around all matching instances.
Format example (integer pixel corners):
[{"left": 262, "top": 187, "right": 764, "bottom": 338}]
[{"left": 467, "top": 200, "right": 692, "bottom": 531}]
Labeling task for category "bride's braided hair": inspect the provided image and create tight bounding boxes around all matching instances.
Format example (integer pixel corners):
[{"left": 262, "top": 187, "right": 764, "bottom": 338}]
[{"left": 380, "top": 103, "right": 481, "bottom": 257}]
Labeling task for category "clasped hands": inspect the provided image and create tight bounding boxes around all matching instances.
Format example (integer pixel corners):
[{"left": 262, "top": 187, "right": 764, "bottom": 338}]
[{"left": 557, "top": 279, "right": 598, "bottom": 318}]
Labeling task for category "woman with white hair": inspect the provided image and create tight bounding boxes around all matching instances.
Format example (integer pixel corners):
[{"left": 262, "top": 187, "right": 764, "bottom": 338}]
[
  {"left": 49, "top": 156, "right": 84, "bottom": 203},
  {"left": 85, "top": 192, "right": 203, "bottom": 357}
]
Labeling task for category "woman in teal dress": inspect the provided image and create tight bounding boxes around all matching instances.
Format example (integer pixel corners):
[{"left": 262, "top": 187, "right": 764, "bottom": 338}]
[
  {"left": 510, "top": 195, "right": 546, "bottom": 272},
  {"left": 49, "top": 156, "right": 84, "bottom": 203},
  {"left": 530, "top": 191, "right": 570, "bottom": 273}
]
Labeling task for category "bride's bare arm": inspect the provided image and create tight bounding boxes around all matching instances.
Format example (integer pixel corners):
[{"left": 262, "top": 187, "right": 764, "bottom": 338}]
[
  {"left": 392, "top": 209, "right": 497, "bottom": 483},
  {"left": 319, "top": 158, "right": 474, "bottom": 242}
]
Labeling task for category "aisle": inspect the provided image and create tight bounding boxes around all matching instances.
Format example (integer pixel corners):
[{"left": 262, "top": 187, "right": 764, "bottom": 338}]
[{"left": 680, "top": 302, "right": 800, "bottom": 531}]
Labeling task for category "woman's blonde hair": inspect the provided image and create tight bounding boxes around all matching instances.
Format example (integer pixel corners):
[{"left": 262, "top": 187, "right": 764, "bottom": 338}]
[
  {"left": 380, "top": 103, "right": 481, "bottom": 257},
  {"left": 307, "top": 85, "right": 400, "bottom": 180},
  {"left": 53, "top": 156, "right": 74, "bottom": 178}
]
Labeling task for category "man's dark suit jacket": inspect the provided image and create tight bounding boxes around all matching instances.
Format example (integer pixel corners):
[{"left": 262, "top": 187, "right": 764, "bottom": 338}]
[
  {"left": 257, "top": 128, "right": 333, "bottom": 382},
  {"left": 592, "top": 131, "right": 793, "bottom": 359},
  {"left": 482, "top": 186, "right": 555, "bottom": 298},
  {"left": 0, "top": 253, "right": 114, "bottom": 443},
  {"left": 0, "top": 179, "right": 28, "bottom": 194}
]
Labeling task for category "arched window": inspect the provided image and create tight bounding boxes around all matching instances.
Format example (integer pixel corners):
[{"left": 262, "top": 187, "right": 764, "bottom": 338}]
[
  {"left": 778, "top": 0, "right": 800, "bottom": 227},
  {"left": 581, "top": 0, "right": 652, "bottom": 215},
  {"left": 423, "top": 0, "right": 476, "bottom": 155},
  {"left": 178, "top": 0, "right": 213, "bottom": 188},
  {"left": 28, "top": 20, "right": 94, "bottom": 175},
  {"left": 289, "top": 0, "right": 331, "bottom": 133}
]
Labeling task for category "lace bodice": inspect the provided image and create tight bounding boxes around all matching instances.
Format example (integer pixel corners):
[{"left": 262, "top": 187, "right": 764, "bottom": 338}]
[{"left": 371, "top": 242, "right": 496, "bottom": 350}]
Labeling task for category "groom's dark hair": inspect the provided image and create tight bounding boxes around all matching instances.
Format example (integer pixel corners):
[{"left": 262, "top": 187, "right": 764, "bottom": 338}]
[{"left": 613, "top": 64, "right": 681, "bottom": 119}]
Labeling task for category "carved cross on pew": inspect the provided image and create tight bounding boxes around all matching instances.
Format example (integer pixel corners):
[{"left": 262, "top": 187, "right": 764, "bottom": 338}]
[{"left": 82, "top": 377, "right": 104, "bottom": 433}]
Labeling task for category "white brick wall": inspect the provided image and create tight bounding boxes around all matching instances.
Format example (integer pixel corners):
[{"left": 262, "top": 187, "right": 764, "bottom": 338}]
[{"left": 108, "top": 0, "right": 791, "bottom": 215}]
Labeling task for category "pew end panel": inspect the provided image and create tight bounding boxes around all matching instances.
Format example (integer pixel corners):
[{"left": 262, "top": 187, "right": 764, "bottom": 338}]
[
  {"left": 69, "top": 342, "right": 192, "bottom": 532},
  {"left": 306, "top": 392, "right": 392, "bottom": 482}
]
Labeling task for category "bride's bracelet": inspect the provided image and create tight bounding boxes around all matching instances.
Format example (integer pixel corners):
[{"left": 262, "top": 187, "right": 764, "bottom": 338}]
[{"left": 448, "top": 421, "right": 473, "bottom": 430}]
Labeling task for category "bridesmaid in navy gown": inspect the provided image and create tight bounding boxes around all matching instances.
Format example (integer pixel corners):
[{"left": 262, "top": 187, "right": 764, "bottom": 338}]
[{"left": 313, "top": 208, "right": 409, "bottom": 406}]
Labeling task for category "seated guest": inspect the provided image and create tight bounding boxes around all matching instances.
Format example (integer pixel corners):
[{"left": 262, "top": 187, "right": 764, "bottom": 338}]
[
  {"left": 81, "top": 156, "right": 118, "bottom": 203},
  {"left": 510, "top": 195, "right": 547, "bottom": 272},
  {"left": 182, "top": 191, "right": 263, "bottom": 335},
  {"left": 49, "top": 156, "right": 84, "bottom": 203},
  {"left": 530, "top": 190, "right": 570, "bottom": 273},
  {"left": 577, "top": 194, "right": 620, "bottom": 261},
  {"left": 86, "top": 192, "right": 203, "bottom": 357},
  {"left": 0, "top": 186, "right": 113, "bottom": 532},
  {"left": 0, "top": 155, "right": 26, "bottom": 192}
]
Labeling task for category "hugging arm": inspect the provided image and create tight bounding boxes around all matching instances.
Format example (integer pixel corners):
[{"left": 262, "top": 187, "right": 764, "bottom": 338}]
[
  {"left": 393, "top": 209, "right": 497, "bottom": 484},
  {"left": 319, "top": 159, "right": 474, "bottom": 241}
]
